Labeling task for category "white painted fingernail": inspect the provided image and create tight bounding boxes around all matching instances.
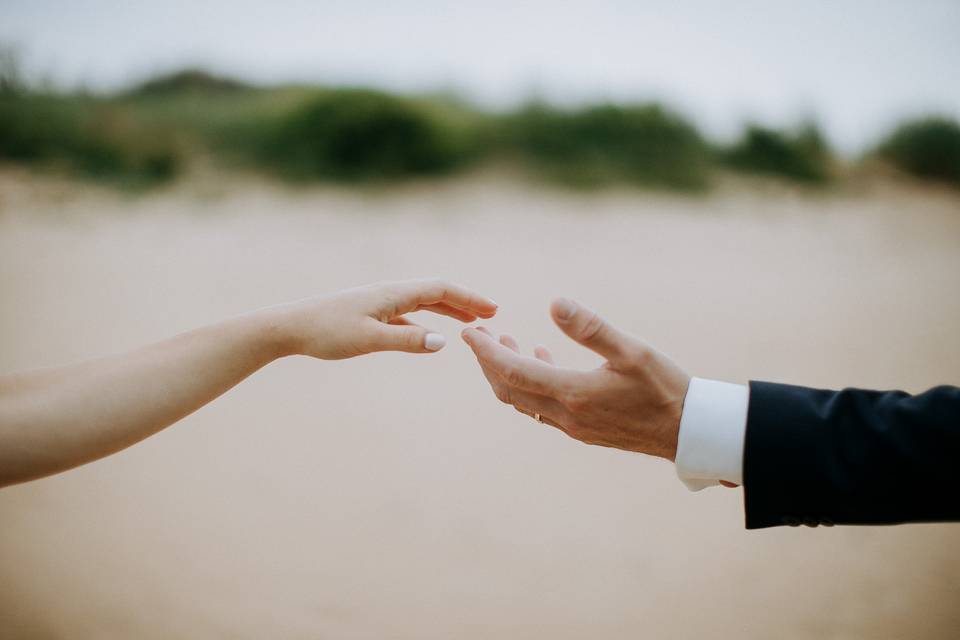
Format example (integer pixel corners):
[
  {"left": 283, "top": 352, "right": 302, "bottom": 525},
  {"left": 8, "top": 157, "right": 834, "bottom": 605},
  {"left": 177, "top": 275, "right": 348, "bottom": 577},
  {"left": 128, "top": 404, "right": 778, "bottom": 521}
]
[{"left": 425, "top": 333, "right": 446, "bottom": 351}]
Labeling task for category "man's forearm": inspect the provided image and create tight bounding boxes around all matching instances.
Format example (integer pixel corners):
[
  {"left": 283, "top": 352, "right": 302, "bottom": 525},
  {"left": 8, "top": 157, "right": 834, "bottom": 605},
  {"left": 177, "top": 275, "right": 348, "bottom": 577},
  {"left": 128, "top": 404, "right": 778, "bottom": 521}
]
[{"left": 743, "top": 382, "right": 960, "bottom": 528}]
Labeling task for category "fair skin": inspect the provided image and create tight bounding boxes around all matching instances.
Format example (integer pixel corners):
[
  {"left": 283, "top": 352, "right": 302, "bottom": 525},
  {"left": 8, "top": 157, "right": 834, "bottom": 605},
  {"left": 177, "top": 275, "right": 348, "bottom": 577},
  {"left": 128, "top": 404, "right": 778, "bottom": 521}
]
[
  {"left": 0, "top": 279, "right": 497, "bottom": 488},
  {"left": 461, "top": 297, "right": 691, "bottom": 461}
]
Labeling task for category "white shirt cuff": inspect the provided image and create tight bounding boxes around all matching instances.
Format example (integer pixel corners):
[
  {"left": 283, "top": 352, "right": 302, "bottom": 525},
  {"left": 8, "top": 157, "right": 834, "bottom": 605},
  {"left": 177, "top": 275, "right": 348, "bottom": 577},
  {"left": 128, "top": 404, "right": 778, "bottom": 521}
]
[{"left": 675, "top": 377, "right": 748, "bottom": 491}]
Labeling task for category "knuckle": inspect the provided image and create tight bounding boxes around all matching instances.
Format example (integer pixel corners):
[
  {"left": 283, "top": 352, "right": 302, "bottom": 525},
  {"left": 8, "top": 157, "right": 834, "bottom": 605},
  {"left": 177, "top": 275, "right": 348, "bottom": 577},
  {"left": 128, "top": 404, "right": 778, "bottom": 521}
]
[
  {"left": 404, "top": 330, "right": 423, "bottom": 349},
  {"left": 420, "top": 277, "right": 446, "bottom": 297},
  {"left": 577, "top": 312, "right": 606, "bottom": 344},
  {"left": 562, "top": 391, "right": 589, "bottom": 413},
  {"left": 502, "top": 365, "right": 525, "bottom": 388},
  {"left": 628, "top": 344, "right": 655, "bottom": 369},
  {"left": 379, "top": 293, "right": 403, "bottom": 320}
]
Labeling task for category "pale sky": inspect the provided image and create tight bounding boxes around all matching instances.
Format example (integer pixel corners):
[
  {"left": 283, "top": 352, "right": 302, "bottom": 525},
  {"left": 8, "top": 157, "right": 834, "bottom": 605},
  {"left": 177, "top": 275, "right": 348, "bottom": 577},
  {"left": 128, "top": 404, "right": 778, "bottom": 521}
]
[{"left": 2, "top": 0, "right": 959, "bottom": 152}]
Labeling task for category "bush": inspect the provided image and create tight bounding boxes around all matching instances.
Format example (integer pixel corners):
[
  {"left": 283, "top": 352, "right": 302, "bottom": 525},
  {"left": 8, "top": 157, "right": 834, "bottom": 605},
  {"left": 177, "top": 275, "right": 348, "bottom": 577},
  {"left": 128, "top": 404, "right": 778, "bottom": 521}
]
[
  {"left": 0, "top": 92, "right": 179, "bottom": 186},
  {"left": 878, "top": 117, "right": 960, "bottom": 187},
  {"left": 251, "top": 89, "right": 482, "bottom": 181},
  {"left": 0, "top": 46, "right": 23, "bottom": 94},
  {"left": 18, "top": 65, "right": 960, "bottom": 194},
  {"left": 721, "top": 123, "right": 832, "bottom": 183},
  {"left": 505, "top": 103, "right": 709, "bottom": 190},
  {"left": 129, "top": 69, "right": 250, "bottom": 97}
]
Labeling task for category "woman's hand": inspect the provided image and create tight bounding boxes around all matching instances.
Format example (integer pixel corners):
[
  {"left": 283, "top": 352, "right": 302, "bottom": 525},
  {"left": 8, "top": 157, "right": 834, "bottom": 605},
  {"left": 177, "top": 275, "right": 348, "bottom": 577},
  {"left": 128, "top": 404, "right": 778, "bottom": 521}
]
[{"left": 264, "top": 279, "right": 498, "bottom": 360}]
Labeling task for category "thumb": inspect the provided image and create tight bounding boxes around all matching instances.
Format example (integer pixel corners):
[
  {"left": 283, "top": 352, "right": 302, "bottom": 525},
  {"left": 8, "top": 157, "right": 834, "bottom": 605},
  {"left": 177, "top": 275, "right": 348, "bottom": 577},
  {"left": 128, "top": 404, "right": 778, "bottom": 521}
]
[
  {"left": 550, "top": 298, "right": 633, "bottom": 363},
  {"left": 375, "top": 324, "right": 447, "bottom": 354}
]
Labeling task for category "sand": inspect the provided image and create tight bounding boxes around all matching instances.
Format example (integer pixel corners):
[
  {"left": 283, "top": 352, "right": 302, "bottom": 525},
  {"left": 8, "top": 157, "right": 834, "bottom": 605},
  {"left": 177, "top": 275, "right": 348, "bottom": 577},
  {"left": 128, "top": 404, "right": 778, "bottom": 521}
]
[{"left": 1, "top": 170, "right": 959, "bottom": 639}]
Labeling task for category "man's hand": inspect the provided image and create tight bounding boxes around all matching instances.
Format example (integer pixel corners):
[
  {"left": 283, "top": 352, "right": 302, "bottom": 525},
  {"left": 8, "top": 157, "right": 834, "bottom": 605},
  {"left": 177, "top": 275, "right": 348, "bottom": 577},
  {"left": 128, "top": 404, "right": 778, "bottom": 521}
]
[{"left": 461, "top": 298, "right": 690, "bottom": 460}]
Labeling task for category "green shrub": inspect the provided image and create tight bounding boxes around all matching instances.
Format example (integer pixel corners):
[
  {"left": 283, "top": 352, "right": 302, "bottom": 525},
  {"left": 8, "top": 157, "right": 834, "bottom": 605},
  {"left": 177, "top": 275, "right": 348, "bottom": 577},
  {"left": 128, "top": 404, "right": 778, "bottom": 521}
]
[
  {"left": 0, "top": 46, "right": 23, "bottom": 94},
  {"left": 23, "top": 64, "right": 960, "bottom": 194},
  {"left": 129, "top": 69, "right": 250, "bottom": 97},
  {"left": 0, "top": 94, "right": 64, "bottom": 161},
  {"left": 505, "top": 103, "right": 710, "bottom": 190},
  {"left": 0, "top": 92, "right": 179, "bottom": 186},
  {"left": 878, "top": 117, "right": 960, "bottom": 187},
  {"left": 721, "top": 123, "right": 832, "bottom": 183},
  {"left": 251, "top": 89, "right": 482, "bottom": 181}
]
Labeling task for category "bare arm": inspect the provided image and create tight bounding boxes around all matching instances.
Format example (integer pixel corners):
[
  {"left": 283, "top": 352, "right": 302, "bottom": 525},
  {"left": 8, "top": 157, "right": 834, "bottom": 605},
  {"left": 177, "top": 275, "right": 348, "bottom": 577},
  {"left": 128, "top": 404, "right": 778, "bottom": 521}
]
[{"left": 0, "top": 279, "right": 496, "bottom": 488}]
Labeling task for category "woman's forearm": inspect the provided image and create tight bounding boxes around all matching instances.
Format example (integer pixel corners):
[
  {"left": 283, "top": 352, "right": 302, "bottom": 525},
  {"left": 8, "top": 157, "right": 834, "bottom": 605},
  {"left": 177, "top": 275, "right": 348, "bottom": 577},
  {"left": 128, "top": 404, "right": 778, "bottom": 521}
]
[
  {"left": 0, "top": 310, "right": 284, "bottom": 487},
  {"left": 0, "top": 280, "right": 497, "bottom": 488}
]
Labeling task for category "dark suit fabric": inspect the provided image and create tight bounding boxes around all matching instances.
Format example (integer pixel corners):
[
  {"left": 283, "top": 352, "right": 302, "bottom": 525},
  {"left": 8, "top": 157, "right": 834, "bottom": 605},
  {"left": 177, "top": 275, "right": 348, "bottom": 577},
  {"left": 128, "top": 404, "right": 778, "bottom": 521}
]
[{"left": 744, "top": 381, "right": 960, "bottom": 529}]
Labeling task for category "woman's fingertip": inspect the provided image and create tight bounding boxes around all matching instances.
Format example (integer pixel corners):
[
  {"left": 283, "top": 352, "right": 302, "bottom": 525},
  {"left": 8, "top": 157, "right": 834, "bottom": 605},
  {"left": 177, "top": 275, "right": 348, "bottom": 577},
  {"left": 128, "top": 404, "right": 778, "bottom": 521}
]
[{"left": 425, "top": 333, "right": 446, "bottom": 352}]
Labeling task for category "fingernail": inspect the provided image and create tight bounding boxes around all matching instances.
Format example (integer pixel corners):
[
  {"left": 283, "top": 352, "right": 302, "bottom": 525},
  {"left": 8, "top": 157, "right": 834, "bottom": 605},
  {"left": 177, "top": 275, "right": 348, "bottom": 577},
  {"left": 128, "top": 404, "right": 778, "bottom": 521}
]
[
  {"left": 554, "top": 298, "right": 577, "bottom": 320},
  {"left": 425, "top": 333, "right": 446, "bottom": 351}
]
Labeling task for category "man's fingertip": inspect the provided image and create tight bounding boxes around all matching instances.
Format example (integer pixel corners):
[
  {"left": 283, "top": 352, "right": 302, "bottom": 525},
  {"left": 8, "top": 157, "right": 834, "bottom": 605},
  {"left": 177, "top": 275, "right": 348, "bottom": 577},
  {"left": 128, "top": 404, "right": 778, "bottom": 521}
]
[{"left": 551, "top": 297, "right": 577, "bottom": 321}]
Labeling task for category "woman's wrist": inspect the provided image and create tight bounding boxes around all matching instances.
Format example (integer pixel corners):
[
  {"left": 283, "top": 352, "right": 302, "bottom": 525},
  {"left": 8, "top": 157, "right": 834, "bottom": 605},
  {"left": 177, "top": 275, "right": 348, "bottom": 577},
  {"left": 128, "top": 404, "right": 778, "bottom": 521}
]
[{"left": 236, "top": 306, "right": 302, "bottom": 362}]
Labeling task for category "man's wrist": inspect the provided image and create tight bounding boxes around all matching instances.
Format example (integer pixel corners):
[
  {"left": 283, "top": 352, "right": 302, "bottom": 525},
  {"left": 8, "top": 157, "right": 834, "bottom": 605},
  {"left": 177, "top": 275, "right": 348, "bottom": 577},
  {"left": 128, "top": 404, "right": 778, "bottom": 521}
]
[
  {"left": 660, "top": 375, "right": 690, "bottom": 462},
  {"left": 674, "top": 378, "right": 749, "bottom": 491}
]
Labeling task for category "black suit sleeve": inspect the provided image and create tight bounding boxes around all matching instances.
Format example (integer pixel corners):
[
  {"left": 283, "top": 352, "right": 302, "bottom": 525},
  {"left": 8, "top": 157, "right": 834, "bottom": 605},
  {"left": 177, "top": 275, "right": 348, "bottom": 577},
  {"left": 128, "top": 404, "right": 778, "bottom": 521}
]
[{"left": 742, "top": 381, "right": 960, "bottom": 529}]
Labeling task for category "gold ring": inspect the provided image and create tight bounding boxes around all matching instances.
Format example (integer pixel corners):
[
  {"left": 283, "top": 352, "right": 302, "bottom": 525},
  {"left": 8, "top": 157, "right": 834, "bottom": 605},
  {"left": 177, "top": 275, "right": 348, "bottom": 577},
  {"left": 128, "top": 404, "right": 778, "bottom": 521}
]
[{"left": 534, "top": 413, "right": 543, "bottom": 423}]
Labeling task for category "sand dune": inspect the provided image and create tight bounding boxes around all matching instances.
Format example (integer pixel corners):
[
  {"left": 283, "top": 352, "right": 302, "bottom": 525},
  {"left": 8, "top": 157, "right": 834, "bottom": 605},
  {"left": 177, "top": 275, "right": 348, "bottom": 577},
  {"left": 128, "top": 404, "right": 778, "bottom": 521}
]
[{"left": 1, "top": 172, "right": 959, "bottom": 639}]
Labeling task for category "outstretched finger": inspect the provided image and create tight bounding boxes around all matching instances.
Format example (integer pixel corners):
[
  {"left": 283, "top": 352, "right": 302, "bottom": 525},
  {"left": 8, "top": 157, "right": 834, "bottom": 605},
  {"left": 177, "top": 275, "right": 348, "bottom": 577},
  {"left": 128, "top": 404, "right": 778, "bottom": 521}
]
[
  {"left": 550, "top": 298, "right": 638, "bottom": 364},
  {"left": 470, "top": 355, "right": 570, "bottom": 430},
  {"left": 392, "top": 279, "right": 498, "bottom": 319},
  {"left": 499, "top": 334, "right": 520, "bottom": 353},
  {"left": 417, "top": 302, "right": 478, "bottom": 323},
  {"left": 462, "top": 327, "right": 582, "bottom": 396},
  {"left": 533, "top": 345, "right": 555, "bottom": 364}
]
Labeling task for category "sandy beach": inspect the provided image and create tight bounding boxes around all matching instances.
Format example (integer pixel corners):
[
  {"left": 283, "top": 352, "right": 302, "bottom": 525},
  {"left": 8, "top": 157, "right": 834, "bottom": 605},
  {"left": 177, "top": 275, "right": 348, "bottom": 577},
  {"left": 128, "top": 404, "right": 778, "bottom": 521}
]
[{"left": 1, "top": 170, "right": 959, "bottom": 639}]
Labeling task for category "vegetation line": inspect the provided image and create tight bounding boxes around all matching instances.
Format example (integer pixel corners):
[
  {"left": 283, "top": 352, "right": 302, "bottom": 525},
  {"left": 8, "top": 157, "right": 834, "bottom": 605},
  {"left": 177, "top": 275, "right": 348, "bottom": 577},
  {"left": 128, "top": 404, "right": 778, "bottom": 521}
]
[{"left": 1, "top": 66, "right": 959, "bottom": 192}]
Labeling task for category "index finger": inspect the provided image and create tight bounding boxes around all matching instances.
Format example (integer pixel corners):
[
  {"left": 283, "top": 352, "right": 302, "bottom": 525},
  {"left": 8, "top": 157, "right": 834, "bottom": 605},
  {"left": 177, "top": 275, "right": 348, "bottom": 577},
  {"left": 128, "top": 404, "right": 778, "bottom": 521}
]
[
  {"left": 393, "top": 279, "right": 498, "bottom": 318},
  {"left": 461, "top": 327, "right": 583, "bottom": 396}
]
